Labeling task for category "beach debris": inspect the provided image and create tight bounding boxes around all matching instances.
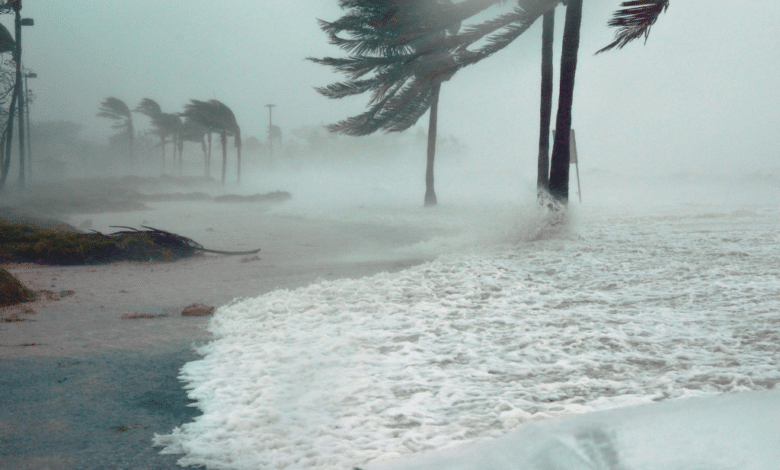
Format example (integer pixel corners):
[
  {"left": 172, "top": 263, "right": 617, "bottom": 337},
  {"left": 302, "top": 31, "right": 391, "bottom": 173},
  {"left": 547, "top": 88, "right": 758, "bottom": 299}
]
[
  {"left": 1, "top": 221, "right": 259, "bottom": 265},
  {"left": 38, "top": 290, "right": 75, "bottom": 301},
  {"left": 120, "top": 312, "right": 167, "bottom": 320},
  {"left": 110, "top": 423, "right": 140, "bottom": 433},
  {"left": 181, "top": 303, "right": 216, "bottom": 317},
  {"left": 109, "top": 226, "right": 262, "bottom": 256},
  {"left": 240, "top": 255, "right": 261, "bottom": 263}
]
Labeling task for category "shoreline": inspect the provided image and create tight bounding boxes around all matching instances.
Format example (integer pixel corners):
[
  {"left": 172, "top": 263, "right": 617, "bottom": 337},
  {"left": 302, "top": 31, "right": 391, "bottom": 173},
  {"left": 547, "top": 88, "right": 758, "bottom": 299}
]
[{"left": 1, "top": 178, "right": 437, "bottom": 469}]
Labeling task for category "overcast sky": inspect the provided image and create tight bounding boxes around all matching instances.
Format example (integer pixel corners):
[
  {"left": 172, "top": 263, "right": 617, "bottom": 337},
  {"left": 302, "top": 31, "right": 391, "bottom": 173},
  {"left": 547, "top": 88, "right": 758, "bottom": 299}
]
[{"left": 7, "top": 0, "right": 780, "bottom": 177}]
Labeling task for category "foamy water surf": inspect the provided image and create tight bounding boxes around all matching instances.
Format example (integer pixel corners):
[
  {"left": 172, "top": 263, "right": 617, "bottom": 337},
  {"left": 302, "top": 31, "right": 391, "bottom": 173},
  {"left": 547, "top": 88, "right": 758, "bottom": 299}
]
[{"left": 153, "top": 200, "right": 780, "bottom": 469}]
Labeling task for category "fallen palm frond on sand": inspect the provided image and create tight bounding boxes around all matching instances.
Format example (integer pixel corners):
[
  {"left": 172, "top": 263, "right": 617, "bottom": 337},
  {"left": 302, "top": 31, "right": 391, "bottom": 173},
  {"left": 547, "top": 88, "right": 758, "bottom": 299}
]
[{"left": 0, "top": 223, "right": 260, "bottom": 266}]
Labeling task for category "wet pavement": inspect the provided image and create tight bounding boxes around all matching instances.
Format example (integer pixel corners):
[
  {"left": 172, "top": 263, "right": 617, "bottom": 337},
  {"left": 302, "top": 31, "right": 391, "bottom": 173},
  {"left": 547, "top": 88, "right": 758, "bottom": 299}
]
[{"left": 1, "top": 342, "right": 206, "bottom": 469}]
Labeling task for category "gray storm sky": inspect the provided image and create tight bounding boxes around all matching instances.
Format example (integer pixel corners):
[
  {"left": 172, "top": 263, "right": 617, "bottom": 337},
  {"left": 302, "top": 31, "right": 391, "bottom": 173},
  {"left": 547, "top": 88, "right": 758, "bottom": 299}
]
[{"left": 8, "top": 0, "right": 780, "bottom": 176}]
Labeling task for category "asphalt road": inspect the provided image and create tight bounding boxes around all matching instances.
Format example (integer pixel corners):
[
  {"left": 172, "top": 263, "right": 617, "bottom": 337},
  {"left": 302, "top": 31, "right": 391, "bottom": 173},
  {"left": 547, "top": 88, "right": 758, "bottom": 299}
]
[{"left": 1, "top": 342, "right": 206, "bottom": 469}]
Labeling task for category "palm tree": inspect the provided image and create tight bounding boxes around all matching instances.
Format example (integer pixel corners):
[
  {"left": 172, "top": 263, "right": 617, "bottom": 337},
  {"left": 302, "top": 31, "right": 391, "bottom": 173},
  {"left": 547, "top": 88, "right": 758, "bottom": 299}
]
[
  {"left": 181, "top": 100, "right": 216, "bottom": 178},
  {"left": 548, "top": 0, "right": 669, "bottom": 203},
  {"left": 182, "top": 99, "right": 241, "bottom": 184},
  {"left": 135, "top": 98, "right": 183, "bottom": 174},
  {"left": 547, "top": 0, "right": 581, "bottom": 203},
  {"left": 311, "top": 0, "right": 463, "bottom": 207},
  {"left": 97, "top": 97, "right": 134, "bottom": 160},
  {"left": 537, "top": 6, "right": 555, "bottom": 197}
]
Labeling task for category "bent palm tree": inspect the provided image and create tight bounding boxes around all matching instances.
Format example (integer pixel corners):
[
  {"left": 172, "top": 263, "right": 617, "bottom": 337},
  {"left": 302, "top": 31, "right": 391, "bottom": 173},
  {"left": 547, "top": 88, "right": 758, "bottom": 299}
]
[
  {"left": 97, "top": 97, "right": 134, "bottom": 160},
  {"left": 135, "top": 98, "right": 183, "bottom": 174},
  {"left": 182, "top": 100, "right": 241, "bottom": 184},
  {"left": 311, "top": 0, "right": 462, "bottom": 207}
]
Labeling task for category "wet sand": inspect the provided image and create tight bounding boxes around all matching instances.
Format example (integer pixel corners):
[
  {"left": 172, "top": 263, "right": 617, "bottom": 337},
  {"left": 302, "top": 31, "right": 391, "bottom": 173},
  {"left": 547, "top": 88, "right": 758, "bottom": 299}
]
[{"left": 0, "top": 177, "right": 435, "bottom": 469}]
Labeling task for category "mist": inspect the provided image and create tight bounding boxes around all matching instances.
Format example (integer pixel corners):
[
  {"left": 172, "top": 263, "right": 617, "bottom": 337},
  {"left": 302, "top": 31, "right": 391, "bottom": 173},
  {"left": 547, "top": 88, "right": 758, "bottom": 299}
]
[
  {"left": 3, "top": 2, "right": 780, "bottom": 469},
  {"left": 4, "top": 0, "right": 777, "bottom": 196}
]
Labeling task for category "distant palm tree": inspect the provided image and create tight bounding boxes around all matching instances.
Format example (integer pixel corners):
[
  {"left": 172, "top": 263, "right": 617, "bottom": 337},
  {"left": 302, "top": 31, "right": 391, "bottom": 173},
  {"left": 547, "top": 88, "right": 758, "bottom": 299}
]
[
  {"left": 97, "top": 97, "right": 134, "bottom": 160},
  {"left": 182, "top": 99, "right": 241, "bottom": 184},
  {"left": 135, "top": 98, "right": 182, "bottom": 174}
]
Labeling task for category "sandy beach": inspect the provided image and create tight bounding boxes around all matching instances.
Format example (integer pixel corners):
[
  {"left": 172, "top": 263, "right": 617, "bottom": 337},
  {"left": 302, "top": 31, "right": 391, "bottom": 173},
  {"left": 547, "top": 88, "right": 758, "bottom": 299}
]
[{"left": 0, "top": 176, "right": 438, "bottom": 469}]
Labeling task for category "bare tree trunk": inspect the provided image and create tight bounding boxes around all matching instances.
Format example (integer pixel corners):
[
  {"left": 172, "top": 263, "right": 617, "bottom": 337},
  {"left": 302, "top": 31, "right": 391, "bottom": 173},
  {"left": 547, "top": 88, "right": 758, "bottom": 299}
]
[
  {"left": 537, "top": 8, "right": 555, "bottom": 196},
  {"left": 424, "top": 83, "right": 441, "bottom": 207},
  {"left": 548, "top": 0, "right": 582, "bottom": 205}
]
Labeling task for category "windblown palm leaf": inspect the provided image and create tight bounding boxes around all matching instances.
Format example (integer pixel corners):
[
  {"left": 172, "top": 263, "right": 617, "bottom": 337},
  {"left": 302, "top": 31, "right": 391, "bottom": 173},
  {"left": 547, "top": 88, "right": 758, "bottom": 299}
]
[
  {"left": 596, "top": 0, "right": 670, "bottom": 54},
  {"left": 97, "top": 97, "right": 132, "bottom": 129},
  {"left": 134, "top": 98, "right": 162, "bottom": 119}
]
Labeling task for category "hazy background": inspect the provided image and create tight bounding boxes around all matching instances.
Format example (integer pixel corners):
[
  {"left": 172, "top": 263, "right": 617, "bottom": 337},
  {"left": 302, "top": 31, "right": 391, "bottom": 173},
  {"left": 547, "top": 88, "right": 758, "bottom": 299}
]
[{"left": 6, "top": 0, "right": 780, "bottom": 186}]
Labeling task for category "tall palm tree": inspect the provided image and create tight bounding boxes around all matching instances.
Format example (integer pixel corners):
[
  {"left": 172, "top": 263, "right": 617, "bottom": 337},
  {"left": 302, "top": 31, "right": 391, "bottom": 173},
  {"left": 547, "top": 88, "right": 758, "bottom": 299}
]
[
  {"left": 547, "top": 0, "right": 581, "bottom": 203},
  {"left": 537, "top": 6, "right": 555, "bottom": 197},
  {"left": 311, "top": 0, "right": 462, "bottom": 207},
  {"left": 97, "top": 97, "right": 134, "bottom": 160},
  {"left": 135, "top": 98, "right": 182, "bottom": 174},
  {"left": 548, "top": 0, "right": 669, "bottom": 203},
  {"left": 182, "top": 99, "right": 241, "bottom": 184}
]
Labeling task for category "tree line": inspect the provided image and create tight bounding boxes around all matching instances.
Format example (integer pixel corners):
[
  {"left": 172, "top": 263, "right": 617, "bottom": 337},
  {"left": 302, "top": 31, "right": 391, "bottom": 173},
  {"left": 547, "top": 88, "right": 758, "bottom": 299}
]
[{"left": 97, "top": 97, "right": 242, "bottom": 184}]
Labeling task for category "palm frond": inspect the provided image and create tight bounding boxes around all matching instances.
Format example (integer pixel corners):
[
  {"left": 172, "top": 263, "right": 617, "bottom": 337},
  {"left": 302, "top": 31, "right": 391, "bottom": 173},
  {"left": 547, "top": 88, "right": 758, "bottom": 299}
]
[
  {"left": 454, "top": 0, "right": 552, "bottom": 68},
  {"left": 596, "top": 0, "right": 669, "bottom": 54},
  {"left": 97, "top": 97, "right": 131, "bottom": 121},
  {"left": 314, "top": 79, "right": 379, "bottom": 100},
  {"left": 135, "top": 98, "right": 162, "bottom": 118}
]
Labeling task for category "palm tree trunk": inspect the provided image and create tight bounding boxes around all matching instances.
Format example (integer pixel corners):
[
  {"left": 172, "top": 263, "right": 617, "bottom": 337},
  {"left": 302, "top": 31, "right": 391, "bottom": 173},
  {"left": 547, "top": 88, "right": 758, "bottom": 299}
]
[
  {"left": 236, "top": 144, "right": 242, "bottom": 184},
  {"left": 206, "top": 133, "right": 212, "bottom": 178},
  {"left": 160, "top": 136, "right": 166, "bottom": 174},
  {"left": 548, "top": 0, "right": 582, "bottom": 205},
  {"left": 128, "top": 120, "right": 134, "bottom": 162},
  {"left": 424, "top": 83, "right": 441, "bottom": 207},
  {"left": 537, "top": 8, "right": 555, "bottom": 196},
  {"left": 178, "top": 138, "right": 184, "bottom": 177},
  {"left": 220, "top": 132, "right": 227, "bottom": 185},
  {"left": 201, "top": 139, "right": 207, "bottom": 176}
]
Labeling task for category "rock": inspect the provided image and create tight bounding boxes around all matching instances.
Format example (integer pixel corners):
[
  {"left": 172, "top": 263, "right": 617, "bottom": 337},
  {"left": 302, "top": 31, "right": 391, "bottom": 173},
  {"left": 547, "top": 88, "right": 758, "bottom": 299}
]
[
  {"left": 0, "top": 268, "right": 37, "bottom": 307},
  {"left": 181, "top": 303, "right": 216, "bottom": 317}
]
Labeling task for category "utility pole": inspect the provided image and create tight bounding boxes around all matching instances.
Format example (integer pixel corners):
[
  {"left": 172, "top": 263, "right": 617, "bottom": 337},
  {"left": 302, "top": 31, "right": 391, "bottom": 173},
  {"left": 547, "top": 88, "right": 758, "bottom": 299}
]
[
  {"left": 265, "top": 104, "right": 275, "bottom": 161},
  {"left": 23, "top": 71, "right": 35, "bottom": 181},
  {"left": 11, "top": 0, "right": 33, "bottom": 188}
]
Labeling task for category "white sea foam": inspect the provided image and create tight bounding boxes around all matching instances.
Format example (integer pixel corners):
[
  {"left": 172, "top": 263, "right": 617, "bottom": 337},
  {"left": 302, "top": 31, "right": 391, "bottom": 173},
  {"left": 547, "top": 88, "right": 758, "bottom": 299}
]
[{"left": 154, "top": 199, "right": 780, "bottom": 470}]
